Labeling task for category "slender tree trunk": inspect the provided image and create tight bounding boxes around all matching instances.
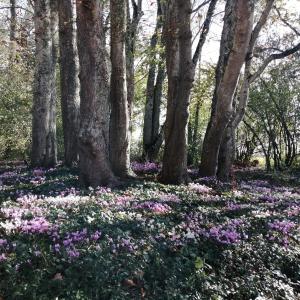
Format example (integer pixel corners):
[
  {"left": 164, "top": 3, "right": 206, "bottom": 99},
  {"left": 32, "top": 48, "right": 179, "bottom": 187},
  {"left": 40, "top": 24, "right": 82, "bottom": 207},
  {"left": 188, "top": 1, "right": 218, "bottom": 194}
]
[
  {"left": 76, "top": 0, "right": 116, "bottom": 187},
  {"left": 126, "top": 0, "right": 142, "bottom": 124},
  {"left": 199, "top": 0, "right": 253, "bottom": 177},
  {"left": 9, "top": 0, "right": 17, "bottom": 60},
  {"left": 143, "top": 0, "right": 166, "bottom": 161},
  {"left": 31, "top": 0, "right": 57, "bottom": 168},
  {"left": 159, "top": 0, "right": 194, "bottom": 184},
  {"left": 58, "top": 0, "right": 80, "bottom": 167},
  {"left": 110, "top": 0, "right": 131, "bottom": 177}
]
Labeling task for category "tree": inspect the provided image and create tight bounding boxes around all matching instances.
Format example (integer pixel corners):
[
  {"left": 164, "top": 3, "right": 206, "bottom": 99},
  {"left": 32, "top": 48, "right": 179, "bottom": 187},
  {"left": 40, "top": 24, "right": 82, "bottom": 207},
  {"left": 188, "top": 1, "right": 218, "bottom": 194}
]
[
  {"left": 199, "top": 0, "right": 254, "bottom": 177},
  {"left": 76, "top": 0, "right": 116, "bottom": 187},
  {"left": 58, "top": 0, "right": 80, "bottom": 167},
  {"left": 217, "top": 0, "right": 300, "bottom": 180},
  {"left": 126, "top": 0, "right": 143, "bottom": 122},
  {"left": 9, "top": 0, "right": 17, "bottom": 60},
  {"left": 31, "top": 0, "right": 58, "bottom": 168},
  {"left": 109, "top": 0, "right": 132, "bottom": 177},
  {"left": 143, "top": 0, "right": 166, "bottom": 162},
  {"left": 159, "top": 0, "right": 194, "bottom": 184}
]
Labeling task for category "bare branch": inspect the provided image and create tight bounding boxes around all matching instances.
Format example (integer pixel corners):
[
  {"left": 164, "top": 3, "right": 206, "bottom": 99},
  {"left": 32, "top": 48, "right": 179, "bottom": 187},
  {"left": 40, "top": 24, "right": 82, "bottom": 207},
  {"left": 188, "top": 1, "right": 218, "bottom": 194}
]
[
  {"left": 192, "top": 0, "right": 218, "bottom": 66},
  {"left": 250, "top": 41, "right": 300, "bottom": 83},
  {"left": 275, "top": 6, "right": 300, "bottom": 36},
  {"left": 192, "top": 0, "right": 212, "bottom": 13}
]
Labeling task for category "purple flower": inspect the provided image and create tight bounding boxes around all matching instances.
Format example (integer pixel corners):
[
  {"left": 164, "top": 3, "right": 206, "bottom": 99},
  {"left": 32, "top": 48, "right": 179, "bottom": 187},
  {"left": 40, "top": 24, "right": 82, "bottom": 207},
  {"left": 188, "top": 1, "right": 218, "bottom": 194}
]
[
  {"left": 0, "top": 253, "right": 7, "bottom": 262},
  {"left": 91, "top": 230, "right": 102, "bottom": 241},
  {"left": 0, "top": 239, "right": 7, "bottom": 247}
]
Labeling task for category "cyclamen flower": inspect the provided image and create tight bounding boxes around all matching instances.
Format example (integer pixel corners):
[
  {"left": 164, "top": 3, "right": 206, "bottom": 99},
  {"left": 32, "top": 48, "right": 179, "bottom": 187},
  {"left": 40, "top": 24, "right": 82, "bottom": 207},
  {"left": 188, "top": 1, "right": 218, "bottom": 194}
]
[
  {"left": 91, "top": 230, "right": 102, "bottom": 241},
  {"left": 159, "top": 193, "right": 181, "bottom": 203},
  {"left": 131, "top": 162, "right": 160, "bottom": 173},
  {"left": 0, "top": 239, "right": 7, "bottom": 247},
  {"left": 32, "top": 169, "right": 45, "bottom": 177},
  {"left": 188, "top": 183, "right": 212, "bottom": 194},
  {"left": 135, "top": 201, "right": 172, "bottom": 214},
  {"left": 226, "top": 202, "right": 243, "bottom": 211},
  {"left": 259, "top": 194, "right": 278, "bottom": 203},
  {"left": 268, "top": 220, "right": 296, "bottom": 234},
  {"left": 21, "top": 217, "right": 52, "bottom": 234},
  {"left": 0, "top": 253, "right": 7, "bottom": 262}
]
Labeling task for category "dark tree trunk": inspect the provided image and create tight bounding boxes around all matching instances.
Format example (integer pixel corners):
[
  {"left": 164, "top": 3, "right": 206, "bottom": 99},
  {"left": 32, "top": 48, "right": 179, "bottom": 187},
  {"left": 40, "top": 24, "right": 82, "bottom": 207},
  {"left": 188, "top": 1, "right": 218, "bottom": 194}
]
[
  {"left": 109, "top": 0, "right": 131, "bottom": 177},
  {"left": 9, "top": 0, "right": 17, "bottom": 60},
  {"left": 31, "top": 0, "right": 58, "bottom": 168},
  {"left": 159, "top": 0, "right": 194, "bottom": 184},
  {"left": 125, "top": 0, "right": 142, "bottom": 123},
  {"left": 199, "top": 0, "right": 254, "bottom": 177},
  {"left": 217, "top": 125, "right": 235, "bottom": 180},
  {"left": 58, "top": 0, "right": 80, "bottom": 167},
  {"left": 143, "top": 0, "right": 166, "bottom": 161},
  {"left": 76, "top": 0, "right": 116, "bottom": 187}
]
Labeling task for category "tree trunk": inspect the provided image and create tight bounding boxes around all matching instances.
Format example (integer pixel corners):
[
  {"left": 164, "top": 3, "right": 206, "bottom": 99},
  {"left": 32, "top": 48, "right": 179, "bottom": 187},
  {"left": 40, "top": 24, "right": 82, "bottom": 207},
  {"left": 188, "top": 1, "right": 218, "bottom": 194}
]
[
  {"left": 199, "top": 0, "right": 253, "bottom": 177},
  {"left": 125, "top": 0, "right": 142, "bottom": 124},
  {"left": 31, "top": 0, "right": 58, "bottom": 168},
  {"left": 76, "top": 0, "right": 116, "bottom": 187},
  {"left": 159, "top": 0, "right": 194, "bottom": 185},
  {"left": 217, "top": 125, "right": 235, "bottom": 180},
  {"left": 9, "top": 0, "right": 17, "bottom": 60},
  {"left": 58, "top": 0, "right": 80, "bottom": 167},
  {"left": 143, "top": 0, "right": 166, "bottom": 161},
  {"left": 109, "top": 0, "right": 131, "bottom": 177}
]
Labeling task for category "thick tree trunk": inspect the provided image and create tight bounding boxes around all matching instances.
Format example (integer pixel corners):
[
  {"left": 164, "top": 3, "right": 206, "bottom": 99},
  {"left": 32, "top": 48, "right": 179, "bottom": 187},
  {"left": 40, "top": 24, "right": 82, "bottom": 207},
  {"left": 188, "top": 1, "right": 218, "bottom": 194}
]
[
  {"left": 199, "top": 0, "right": 253, "bottom": 177},
  {"left": 58, "top": 0, "right": 80, "bottom": 167},
  {"left": 217, "top": 125, "right": 235, "bottom": 180},
  {"left": 76, "top": 0, "right": 116, "bottom": 187},
  {"left": 216, "top": 1, "right": 295, "bottom": 179},
  {"left": 109, "top": 0, "right": 131, "bottom": 177},
  {"left": 159, "top": 0, "right": 194, "bottom": 184},
  {"left": 31, "top": 0, "right": 58, "bottom": 168}
]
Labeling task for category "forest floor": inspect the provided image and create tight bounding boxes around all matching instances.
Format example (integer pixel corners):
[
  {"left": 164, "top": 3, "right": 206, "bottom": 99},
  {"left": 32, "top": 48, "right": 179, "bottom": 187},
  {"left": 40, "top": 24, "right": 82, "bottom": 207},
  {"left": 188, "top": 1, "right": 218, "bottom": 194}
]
[{"left": 0, "top": 162, "right": 299, "bottom": 299}]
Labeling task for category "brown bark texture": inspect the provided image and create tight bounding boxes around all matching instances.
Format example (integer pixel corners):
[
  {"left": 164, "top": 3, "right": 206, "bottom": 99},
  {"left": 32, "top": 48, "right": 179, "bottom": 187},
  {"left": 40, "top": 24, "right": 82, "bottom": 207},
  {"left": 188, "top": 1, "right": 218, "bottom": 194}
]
[
  {"left": 199, "top": 0, "right": 254, "bottom": 177},
  {"left": 76, "top": 0, "right": 116, "bottom": 187},
  {"left": 159, "top": 0, "right": 194, "bottom": 184},
  {"left": 109, "top": 0, "right": 131, "bottom": 177},
  {"left": 31, "top": 0, "right": 58, "bottom": 168},
  {"left": 58, "top": 0, "right": 80, "bottom": 167}
]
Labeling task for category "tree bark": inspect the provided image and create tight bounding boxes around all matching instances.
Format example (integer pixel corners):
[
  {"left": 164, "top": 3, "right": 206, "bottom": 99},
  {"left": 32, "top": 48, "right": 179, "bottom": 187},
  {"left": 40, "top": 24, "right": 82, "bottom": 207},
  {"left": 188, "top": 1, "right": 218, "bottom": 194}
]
[
  {"left": 159, "top": 0, "right": 194, "bottom": 184},
  {"left": 109, "top": 0, "right": 131, "bottom": 177},
  {"left": 217, "top": 0, "right": 300, "bottom": 179},
  {"left": 9, "top": 0, "right": 17, "bottom": 60},
  {"left": 143, "top": 0, "right": 166, "bottom": 161},
  {"left": 126, "top": 0, "right": 142, "bottom": 123},
  {"left": 58, "top": 0, "right": 80, "bottom": 167},
  {"left": 199, "top": 0, "right": 254, "bottom": 177},
  {"left": 76, "top": 0, "right": 116, "bottom": 187},
  {"left": 31, "top": 0, "right": 58, "bottom": 168}
]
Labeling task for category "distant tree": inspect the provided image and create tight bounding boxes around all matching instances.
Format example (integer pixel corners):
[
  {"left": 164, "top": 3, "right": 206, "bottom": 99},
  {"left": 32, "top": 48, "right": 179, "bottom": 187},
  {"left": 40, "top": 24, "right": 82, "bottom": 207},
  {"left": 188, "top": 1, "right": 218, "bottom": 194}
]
[
  {"left": 76, "top": 0, "right": 116, "bottom": 187},
  {"left": 31, "top": 0, "right": 58, "bottom": 167},
  {"left": 58, "top": 0, "right": 80, "bottom": 167}
]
